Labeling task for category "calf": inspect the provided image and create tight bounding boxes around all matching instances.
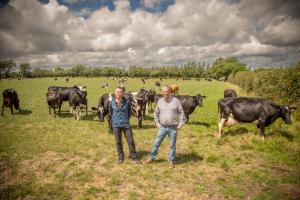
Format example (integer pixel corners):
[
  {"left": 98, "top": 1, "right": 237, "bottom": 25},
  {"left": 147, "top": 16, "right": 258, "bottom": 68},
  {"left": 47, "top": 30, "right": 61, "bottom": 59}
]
[
  {"left": 154, "top": 94, "right": 206, "bottom": 123},
  {"left": 2, "top": 89, "right": 21, "bottom": 116},
  {"left": 46, "top": 89, "right": 63, "bottom": 118},
  {"left": 224, "top": 89, "right": 237, "bottom": 98},
  {"left": 218, "top": 97, "right": 296, "bottom": 138},
  {"left": 69, "top": 91, "right": 87, "bottom": 120}
]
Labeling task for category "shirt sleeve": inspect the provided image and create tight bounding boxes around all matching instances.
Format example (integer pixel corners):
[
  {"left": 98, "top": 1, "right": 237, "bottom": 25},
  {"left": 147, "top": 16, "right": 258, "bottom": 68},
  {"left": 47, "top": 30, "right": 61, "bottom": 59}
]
[
  {"left": 177, "top": 100, "right": 186, "bottom": 127},
  {"left": 127, "top": 100, "right": 131, "bottom": 119},
  {"left": 154, "top": 100, "right": 160, "bottom": 125}
]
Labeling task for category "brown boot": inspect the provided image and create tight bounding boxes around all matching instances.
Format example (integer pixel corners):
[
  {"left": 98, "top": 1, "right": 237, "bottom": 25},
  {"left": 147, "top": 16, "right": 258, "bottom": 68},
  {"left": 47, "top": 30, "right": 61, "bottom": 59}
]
[
  {"left": 169, "top": 160, "right": 175, "bottom": 168},
  {"left": 143, "top": 158, "right": 154, "bottom": 164}
]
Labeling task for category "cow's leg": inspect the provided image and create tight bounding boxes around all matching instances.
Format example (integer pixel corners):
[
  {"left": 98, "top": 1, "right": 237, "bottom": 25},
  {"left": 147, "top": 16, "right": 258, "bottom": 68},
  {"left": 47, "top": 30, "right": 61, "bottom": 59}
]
[
  {"left": 143, "top": 106, "right": 146, "bottom": 120},
  {"left": 218, "top": 118, "right": 226, "bottom": 139},
  {"left": 53, "top": 108, "right": 56, "bottom": 118},
  {"left": 58, "top": 103, "right": 62, "bottom": 116},
  {"left": 186, "top": 115, "right": 190, "bottom": 124},
  {"left": 10, "top": 106, "right": 13, "bottom": 115},
  {"left": 49, "top": 106, "right": 51, "bottom": 115},
  {"left": 1, "top": 102, "right": 4, "bottom": 116}
]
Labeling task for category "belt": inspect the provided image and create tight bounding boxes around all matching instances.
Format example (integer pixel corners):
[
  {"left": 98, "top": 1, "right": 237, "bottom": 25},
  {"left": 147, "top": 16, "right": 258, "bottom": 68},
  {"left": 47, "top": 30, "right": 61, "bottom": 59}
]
[{"left": 161, "top": 125, "right": 177, "bottom": 128}]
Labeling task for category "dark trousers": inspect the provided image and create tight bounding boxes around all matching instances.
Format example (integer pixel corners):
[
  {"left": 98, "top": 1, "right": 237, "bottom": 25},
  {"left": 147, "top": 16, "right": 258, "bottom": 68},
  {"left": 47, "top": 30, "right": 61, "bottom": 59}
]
[{"left": 113, "top": 127, "right": 138, "bottom": 160}]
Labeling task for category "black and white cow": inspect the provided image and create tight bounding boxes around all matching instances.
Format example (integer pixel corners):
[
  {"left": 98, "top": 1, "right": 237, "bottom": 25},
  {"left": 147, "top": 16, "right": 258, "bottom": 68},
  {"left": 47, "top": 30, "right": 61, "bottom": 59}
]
[
  {"left": 102, "top": 83, "right": 109, "bottom": 88},
  {"left": 224, "top": 89, "right": 237, "bottom": 98},
  {"left": 154, "top": 94, "right": 206, "bottom": 123},
  {"left": 46, "top": 89, "right": 63, "bottom": 118},
  {"left": 48, "top": 85, "right": 87, "bottom": 114},
  {"left": 91, "top": 92, "right": 145, "bottom": 129},
  {"left": 217, "top": 97, "right": 296, "bottom": 138},
  {"left": 139, "top": 88, "right": 156, "bottom": 119},
  {"left": 2, "top": 88, "right": 21, "bottom": 116},
  {"left": 155, "top": 81, "right": 161, "bottom": 89},
  {"left": 69, "top": 91, "right": 88, "bottom": 120}
]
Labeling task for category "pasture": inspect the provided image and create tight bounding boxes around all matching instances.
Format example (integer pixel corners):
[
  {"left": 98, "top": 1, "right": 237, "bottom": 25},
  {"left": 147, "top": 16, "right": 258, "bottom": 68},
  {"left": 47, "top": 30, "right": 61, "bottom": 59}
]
[{"left": 0, "top": 77, "right": 299, "bottom": 200}]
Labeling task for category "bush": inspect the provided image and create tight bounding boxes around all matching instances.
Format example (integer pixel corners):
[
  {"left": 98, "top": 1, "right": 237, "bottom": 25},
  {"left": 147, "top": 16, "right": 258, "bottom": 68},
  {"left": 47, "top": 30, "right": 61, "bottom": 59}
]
[{"left": 228, "top": 64, "right": 300, "bottom": 104}]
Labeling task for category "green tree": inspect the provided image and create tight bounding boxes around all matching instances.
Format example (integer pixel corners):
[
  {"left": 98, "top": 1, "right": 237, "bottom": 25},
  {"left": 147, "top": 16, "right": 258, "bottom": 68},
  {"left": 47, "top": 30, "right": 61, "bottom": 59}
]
[
  {"left": 19, "top": 63, "right": 32, "bottom": 78},
  {"left": 0, "top": 59, "right": 16, "bottom": 80},
  {"left": 209, "top": 57, "right": 247, "bottom": 80}
]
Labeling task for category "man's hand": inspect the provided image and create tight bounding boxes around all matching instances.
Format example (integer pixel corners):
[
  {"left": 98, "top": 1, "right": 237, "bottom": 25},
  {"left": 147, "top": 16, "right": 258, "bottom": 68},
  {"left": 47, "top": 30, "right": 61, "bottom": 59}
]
[
  {"left": 177, "top": 125, "right": 182, "bottom": 130},
  {"left": 156, "top": 124, "right": 161, "bottom": 129}
]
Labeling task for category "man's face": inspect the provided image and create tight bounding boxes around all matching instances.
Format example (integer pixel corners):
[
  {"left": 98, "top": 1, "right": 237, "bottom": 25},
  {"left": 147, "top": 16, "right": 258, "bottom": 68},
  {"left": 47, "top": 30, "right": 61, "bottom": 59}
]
[
  {"left": 162, "top": 87, "right": 171, "bottom": 99},
  {"left": 115, "top": 88, "right": 123, "bottom": 99}
]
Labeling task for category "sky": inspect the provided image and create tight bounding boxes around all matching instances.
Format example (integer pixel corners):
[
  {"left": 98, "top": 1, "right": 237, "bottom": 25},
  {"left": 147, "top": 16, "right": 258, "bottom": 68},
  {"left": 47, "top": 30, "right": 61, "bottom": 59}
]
[{"left": 0, "top": 0, "right": 300, "bottom": 68}]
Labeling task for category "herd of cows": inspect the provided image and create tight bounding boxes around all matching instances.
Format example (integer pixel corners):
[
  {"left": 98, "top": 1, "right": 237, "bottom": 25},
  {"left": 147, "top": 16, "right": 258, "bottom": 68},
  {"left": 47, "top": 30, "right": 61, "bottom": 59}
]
[{"left": 1, "top": 78, "right": 296, "bottom": 138}]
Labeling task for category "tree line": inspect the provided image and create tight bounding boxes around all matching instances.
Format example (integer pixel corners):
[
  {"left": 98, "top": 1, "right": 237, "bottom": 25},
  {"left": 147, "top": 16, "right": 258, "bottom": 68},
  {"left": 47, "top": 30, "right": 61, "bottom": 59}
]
[{"left": 0, "top": 57, "right": 247, "bottom": 80}]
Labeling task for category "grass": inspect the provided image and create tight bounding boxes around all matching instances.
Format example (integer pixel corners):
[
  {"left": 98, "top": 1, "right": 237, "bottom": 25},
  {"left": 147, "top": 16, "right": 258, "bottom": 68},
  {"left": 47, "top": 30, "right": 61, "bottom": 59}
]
[{"left": 0, "top": 77, "right": 299, "bottom": 199}]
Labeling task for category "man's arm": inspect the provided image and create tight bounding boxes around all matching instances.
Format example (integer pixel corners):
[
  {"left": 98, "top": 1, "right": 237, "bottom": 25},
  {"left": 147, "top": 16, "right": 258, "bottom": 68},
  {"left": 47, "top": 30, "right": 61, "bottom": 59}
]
[
  {"left": 154, "top": 100, "right": 161, "bottom": 128},
  {"left": 177, "top": 100, "right": 186, "bottom": 129}
]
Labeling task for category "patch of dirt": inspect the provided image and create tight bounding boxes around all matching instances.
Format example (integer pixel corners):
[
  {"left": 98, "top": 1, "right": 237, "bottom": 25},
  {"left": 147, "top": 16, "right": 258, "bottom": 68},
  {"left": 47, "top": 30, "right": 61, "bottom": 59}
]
[{"left": 277, "top": 183, "right": 300, "bottom": 199}]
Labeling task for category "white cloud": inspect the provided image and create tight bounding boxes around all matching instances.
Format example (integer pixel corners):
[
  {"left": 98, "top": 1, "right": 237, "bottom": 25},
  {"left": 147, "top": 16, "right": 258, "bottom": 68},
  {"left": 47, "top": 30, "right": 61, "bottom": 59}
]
[{"left": 0, "top": 0, "right": 299, "bottom": 68}]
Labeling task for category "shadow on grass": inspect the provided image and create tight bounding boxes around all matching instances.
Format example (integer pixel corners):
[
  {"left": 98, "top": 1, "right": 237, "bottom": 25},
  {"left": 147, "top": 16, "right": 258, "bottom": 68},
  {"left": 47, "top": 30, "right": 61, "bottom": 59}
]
[
  {"left": 14, "top": 109, "right": 32, "bottom": 115},
  {"left": 189, "top": 121, "right": 211, "bottom": 127},
  {"left": 268, "top": 130, "right": 294, "bottom": 141},
  {"left": 225, "top": 127, "right": 249, "bottom": 136},
  {"left": 58, "top": 112, "right": 73, "bottom": 118},
  {"left": 81, "top": 112, "right": 97, "bottom": 121},
  {"left": 144, "top": 115, "right": 154, "bottom": 121},
  {"left": 137, "top": 150, "right": 150, "bottom": 159},
  {"left": 176, "top": 152, "right": 203, "bottom": 164}
]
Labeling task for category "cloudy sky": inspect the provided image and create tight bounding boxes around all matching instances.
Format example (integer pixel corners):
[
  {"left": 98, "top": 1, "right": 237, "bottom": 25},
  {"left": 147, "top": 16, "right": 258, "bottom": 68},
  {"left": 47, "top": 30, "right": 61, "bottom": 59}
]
[{"left": 0, "top": 0, "right": 300, "bottom": 68}]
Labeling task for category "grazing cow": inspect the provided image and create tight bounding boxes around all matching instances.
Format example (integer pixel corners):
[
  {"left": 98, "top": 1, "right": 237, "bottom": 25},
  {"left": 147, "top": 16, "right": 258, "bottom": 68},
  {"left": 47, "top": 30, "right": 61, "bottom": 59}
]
[
  {"left": 155, "top": 81, "right": 161, "bottom": 89},
  {"left": 46, "top": 89, "right": 63, "bottom": 118},
  {"left": 217, "top": 97, "right": 296, "bottom": 138},
  {"left": 69, "top": 91, "right": 87, "bottom": 120},
  {"left": 102, "top": 83, "right": 109, "bottom": 88},
  {"left": 119, "top": 84, "right": 125, "bottom": 92},
  {"left": 154, "top": 94, "right": 206, "bottom": 123},
  {"left": 54, "top": 78, "right": 57, "bottom": 81},
  {"left": 141, "top": 78, "right": 146, "bottom": 84},
  {"left": 48, "top": 85, "right": 87, "bottom": 114},
  {"left": 2, "top": 89, "right": 21, "bottom": 116},
  {"left": 66, "top": 78, "right": 69, "bottom": 83},
  {"left": 159, "top": 77, "right": 163, "bottom": 82},
  {"left": 224, "top": 89, "right": 237, "bottom": 98},
  {"left": 91, "top": 92, "right": 145, "bottom": 129}
]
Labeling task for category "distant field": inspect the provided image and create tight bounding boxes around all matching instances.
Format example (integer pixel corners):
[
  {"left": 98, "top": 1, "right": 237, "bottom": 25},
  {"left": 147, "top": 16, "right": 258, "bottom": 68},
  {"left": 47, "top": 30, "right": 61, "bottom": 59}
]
[{"left": 0, "top": 77, "right": 299, "bottom": 200}]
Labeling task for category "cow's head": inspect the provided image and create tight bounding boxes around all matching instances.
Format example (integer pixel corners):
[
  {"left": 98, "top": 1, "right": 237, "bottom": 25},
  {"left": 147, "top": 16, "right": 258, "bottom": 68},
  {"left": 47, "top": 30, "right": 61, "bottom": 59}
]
[
  {"left": 279, "top": 105, "right": 296, "bottom": 124},
  {"left": 194, "top": 94, "right": 206, "bottom": 107},
  {"left": 96, "top": 106, "right": 108, "bottom": 122},
  {"left": 13, "top": 99, "right": 20, "bottom": 110}
]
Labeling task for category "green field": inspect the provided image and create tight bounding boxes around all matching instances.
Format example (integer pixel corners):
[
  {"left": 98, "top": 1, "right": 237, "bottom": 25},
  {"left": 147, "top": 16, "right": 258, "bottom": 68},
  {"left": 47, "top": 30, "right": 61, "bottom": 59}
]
[{"left": 0, "top": 77, "right": 299, "bottom": 200}]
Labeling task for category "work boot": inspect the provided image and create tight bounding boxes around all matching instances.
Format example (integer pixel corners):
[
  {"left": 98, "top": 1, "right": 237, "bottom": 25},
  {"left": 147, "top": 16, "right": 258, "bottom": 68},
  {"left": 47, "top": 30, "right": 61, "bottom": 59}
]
[
  {"left": 143, "top": 158, "right": 154, "bottom": 164},
  {"left": 133, "top": 159, "right": 141, "bottom": 164},
  {"left": 169, "top": 160, "right": 175, "bottom": 168},
  {"left": 118, "top": 159, "right": 124, "bottom": 164}
]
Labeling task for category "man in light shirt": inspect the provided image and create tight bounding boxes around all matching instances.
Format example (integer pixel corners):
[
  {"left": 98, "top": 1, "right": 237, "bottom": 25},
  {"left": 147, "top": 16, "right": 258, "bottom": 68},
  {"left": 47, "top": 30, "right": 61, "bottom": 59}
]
[{"left": 145, "top": 86, "right": 186, "bottom": 168}]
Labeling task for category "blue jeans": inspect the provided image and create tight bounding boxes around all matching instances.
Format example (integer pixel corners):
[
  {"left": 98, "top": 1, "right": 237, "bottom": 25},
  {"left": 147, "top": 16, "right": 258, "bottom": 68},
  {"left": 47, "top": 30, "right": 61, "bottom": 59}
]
[{"left": 150, "top": 126, "right": 178, "bottom": 161}]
